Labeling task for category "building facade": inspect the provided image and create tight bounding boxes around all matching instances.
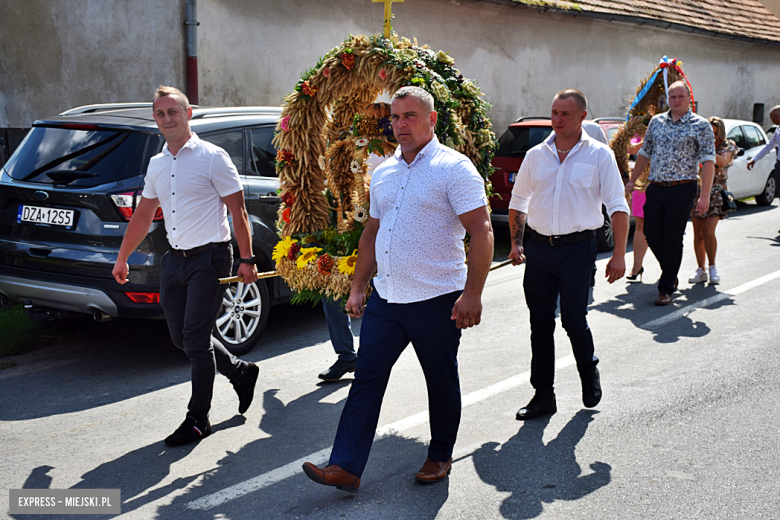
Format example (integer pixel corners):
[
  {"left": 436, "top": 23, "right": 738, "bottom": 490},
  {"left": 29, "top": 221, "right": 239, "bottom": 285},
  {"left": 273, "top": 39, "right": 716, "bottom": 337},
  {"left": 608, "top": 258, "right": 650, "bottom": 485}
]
[{"left": 2, "top": 0, "right": 779, "bottom": 159}]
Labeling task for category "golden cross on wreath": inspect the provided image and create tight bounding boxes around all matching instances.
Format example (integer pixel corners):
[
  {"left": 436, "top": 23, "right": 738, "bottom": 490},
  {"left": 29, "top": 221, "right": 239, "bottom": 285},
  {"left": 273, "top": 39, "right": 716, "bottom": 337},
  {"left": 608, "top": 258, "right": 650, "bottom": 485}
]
[{"left": 373, "top": 0, "right": 404, "bottom": 38}]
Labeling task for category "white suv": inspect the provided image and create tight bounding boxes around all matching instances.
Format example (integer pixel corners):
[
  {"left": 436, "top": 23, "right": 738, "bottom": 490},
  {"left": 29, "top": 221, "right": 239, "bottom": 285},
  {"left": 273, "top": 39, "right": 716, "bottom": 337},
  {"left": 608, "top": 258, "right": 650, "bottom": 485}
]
[{"left": 724, "top": 119, "right": 777, "bottom": 205}]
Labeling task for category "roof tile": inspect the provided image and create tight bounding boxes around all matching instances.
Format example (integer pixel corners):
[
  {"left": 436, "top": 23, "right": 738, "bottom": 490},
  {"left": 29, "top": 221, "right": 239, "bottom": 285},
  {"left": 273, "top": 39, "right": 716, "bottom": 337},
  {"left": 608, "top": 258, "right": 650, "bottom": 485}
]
[{"left": 513, "top": 0, "right": 780, "bottom": 43}]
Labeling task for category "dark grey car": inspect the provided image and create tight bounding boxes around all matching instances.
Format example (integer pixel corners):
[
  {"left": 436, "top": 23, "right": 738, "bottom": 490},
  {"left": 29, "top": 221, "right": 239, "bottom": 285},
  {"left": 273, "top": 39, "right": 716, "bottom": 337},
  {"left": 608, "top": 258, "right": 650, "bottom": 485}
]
[{"left": 0, "top": 104, "right": 290, "bottom": 355}]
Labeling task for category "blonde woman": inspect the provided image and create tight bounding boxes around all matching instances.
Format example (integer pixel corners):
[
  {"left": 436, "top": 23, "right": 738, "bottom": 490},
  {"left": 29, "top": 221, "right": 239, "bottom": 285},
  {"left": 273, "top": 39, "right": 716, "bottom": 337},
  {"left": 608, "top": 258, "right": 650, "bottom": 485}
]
[{"left": 689, "top": 116, "right": 737, "bottom": 285}]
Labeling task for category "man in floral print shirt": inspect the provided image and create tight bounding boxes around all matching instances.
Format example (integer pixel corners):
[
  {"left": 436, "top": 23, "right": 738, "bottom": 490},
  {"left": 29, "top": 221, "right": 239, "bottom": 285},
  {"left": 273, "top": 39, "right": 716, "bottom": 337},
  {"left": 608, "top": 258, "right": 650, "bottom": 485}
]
[{"left": 626, "top": 80, "right": 715, "bottom": 306}]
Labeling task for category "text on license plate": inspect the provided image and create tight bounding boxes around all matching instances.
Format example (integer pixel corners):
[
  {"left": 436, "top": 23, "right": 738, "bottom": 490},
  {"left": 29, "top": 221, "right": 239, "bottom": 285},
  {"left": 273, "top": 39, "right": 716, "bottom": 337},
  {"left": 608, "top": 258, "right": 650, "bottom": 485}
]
[
  {"left": 17, "top": 205, "right": 75, "bottom": 228},
  {"left": 508, "top": 172, "right": 516, "bottom": 183}
]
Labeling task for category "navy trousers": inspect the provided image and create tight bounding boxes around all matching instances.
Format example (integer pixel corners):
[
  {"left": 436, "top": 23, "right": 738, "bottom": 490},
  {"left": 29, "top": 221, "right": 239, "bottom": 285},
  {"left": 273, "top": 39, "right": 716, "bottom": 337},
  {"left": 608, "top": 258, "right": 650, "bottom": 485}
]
[
  {"left": 159, "top": 244, "right": 247, "bottom": 423},
  {"left": 643, "top": 182, "right": 697, "bottom": 295},
  {"left": 523, "top": 235, "right": 599, "bottom": 399},
  {"left": 329, "top": 286, "right": 463, "bottom": 477}
]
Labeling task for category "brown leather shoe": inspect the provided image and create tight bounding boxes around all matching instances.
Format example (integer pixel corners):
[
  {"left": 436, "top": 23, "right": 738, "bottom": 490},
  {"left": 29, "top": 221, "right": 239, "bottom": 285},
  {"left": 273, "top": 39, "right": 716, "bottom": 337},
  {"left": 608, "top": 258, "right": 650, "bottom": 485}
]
[
  {"left": 655, "top": 293, "right": 672, "bottom": 306},
  {"left": 302, "top": 462, "right": 360, "bottom": 493},
  {"left": 415, "top": 458, "right": 452, "bottom": 483}
]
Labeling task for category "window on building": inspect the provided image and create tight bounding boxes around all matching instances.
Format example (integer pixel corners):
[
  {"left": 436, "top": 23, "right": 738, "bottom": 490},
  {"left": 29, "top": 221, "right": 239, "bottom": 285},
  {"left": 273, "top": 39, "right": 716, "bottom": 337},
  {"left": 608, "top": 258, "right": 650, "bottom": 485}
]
[{"left": 753, "top": 103, "right": 765, "bottom": 125}]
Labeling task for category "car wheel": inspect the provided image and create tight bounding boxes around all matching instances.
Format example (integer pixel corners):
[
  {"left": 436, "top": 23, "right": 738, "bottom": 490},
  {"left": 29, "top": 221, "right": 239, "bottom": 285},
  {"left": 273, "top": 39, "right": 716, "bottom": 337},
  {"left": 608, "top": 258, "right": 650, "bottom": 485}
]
[
  {"left": 754, "top": 173, "right": 777, "bottom": 206},
  {"left": 595, "top": 206, "right": 614, "bottom": 252},
  {"left": 213, "top": 278, "right": 270, "bottom": 356}
]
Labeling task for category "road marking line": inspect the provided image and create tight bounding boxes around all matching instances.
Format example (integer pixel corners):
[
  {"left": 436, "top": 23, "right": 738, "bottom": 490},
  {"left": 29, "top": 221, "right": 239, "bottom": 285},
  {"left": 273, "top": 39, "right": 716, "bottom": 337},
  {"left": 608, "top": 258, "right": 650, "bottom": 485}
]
[
  {"left": 186, "top": 355, "right": 576, "bottom": 510},
  {"left": 640, "top": 269, "right": 780, "bottom": 330}
]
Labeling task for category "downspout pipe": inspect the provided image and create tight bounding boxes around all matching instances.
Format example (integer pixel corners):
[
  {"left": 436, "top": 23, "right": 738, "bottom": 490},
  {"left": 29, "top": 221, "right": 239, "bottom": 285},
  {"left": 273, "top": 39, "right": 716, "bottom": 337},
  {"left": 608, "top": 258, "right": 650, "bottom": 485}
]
[{"left": 185, "top": 0, "right": 199, "bottom": 104}]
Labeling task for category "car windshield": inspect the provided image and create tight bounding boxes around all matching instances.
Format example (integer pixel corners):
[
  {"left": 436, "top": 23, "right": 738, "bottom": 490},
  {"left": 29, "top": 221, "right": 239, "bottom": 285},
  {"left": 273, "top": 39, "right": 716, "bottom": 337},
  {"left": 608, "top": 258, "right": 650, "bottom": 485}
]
[
  {"left": 3, "top": 126, "right": 158, "bottom": 186},
  {"left": 495, "top": 126, "right": 553, "bottom": 157}
]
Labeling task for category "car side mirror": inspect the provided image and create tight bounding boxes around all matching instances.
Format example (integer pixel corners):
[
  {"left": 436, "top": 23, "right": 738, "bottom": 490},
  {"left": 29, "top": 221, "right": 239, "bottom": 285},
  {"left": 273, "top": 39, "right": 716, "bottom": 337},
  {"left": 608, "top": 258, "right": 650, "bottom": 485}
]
[{"left": 736, "top": 148, "right": 745, "bottom": 157}]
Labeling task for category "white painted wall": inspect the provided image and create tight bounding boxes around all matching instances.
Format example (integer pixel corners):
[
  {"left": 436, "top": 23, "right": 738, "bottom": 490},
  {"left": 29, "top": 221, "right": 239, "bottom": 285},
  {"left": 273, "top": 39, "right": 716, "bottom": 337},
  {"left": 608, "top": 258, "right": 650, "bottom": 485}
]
[
  {"left": 0, "top": 0, "right": 186, "bottom": 128},
  {"left": 2, "top": 0, "right": 779, "bottom": 133},
  {"left": 198, "top": 0, "right": 780, "bottom": 133}
]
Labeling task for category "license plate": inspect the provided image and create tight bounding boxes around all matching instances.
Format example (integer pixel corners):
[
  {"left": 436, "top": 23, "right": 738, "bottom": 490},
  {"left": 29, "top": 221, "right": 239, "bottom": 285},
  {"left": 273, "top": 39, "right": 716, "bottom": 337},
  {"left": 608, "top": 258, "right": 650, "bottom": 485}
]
[
  {"left": 17, "top": 205, "right": 75, "bottom": 228},
  {"left": 508, "top": 172, "right": 516, "bottom": 183}
]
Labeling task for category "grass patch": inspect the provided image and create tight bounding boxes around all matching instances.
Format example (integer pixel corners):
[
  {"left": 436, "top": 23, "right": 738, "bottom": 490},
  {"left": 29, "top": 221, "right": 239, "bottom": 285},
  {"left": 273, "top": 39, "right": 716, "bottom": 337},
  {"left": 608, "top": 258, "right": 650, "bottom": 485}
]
[{"left": 0, "top": 304, "right": 40, "bottom": 358}]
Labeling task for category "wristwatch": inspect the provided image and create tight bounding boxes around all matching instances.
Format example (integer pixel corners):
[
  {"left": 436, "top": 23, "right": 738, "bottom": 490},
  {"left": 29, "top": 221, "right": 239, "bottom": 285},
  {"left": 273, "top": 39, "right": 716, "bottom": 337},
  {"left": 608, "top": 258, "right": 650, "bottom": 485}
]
[{"left": 239, "top": 256, "right": 255, "bottom": 265}]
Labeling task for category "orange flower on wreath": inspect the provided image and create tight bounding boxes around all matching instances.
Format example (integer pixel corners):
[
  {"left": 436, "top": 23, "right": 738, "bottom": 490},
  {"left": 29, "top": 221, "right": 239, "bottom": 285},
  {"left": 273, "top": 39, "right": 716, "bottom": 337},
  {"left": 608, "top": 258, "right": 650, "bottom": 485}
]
[
  {"left": 281, "top": 191, "right": 296, "bottom": 207},
  {"left": 282, "top": 207, "right": 291, "bottom": 223},
  {"left": 277, "top": 148, "right": 295, "bottom": 166},
  {"left": 341, "top": 52, "right": 355, "bottom": 71},
  {"left": 302, "top": 80, "right": 318, "bottom": 97},
  {"left": 317, "top": 253, "right": 335, "bottom": 275}
]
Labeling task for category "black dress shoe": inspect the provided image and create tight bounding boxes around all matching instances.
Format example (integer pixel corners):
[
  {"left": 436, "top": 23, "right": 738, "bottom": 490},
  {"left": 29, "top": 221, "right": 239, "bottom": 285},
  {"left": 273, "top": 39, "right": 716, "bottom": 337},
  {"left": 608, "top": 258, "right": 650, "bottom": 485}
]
[
  {"left": 516, "top": 394, "right": 557, "bottom": 420},
  {"left": 318, "top": 359, "right": 357, "bottom": 381},
  {"left": 233, "top": 362, "right": 259, "bottom": 414},
  {"left": 582, "top": 367, "right": 602, "bottom": 408},
  {"left": 164, "top": 416, "right": 211, "bottom": 446}
]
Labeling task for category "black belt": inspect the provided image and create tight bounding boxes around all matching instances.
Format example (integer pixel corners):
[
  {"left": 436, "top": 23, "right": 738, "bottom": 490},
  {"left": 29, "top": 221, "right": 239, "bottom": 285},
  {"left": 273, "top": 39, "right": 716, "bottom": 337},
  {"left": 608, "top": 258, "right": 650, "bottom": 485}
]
[
  {"left": 170, "top": 241, "right": 229, "bottom": 258},
  {"left": 531, "top": 228, "right": 595, "bottom": 246},
  {"left": 650, "top": 180, "right": 695, "bottom": 187}
]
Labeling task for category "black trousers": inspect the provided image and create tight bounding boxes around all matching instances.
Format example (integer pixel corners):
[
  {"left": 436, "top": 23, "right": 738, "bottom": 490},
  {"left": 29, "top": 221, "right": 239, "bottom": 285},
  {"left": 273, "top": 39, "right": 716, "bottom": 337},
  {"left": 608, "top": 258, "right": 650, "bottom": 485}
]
[
  {"left": 159, "top": 244, "right": 246, "bottom": 423},
  {"left": 523, "top": 236, "right": 598, "bottom": 399},
  {"left": 643, "top": 182, "right": 698, "bottom": 295}
]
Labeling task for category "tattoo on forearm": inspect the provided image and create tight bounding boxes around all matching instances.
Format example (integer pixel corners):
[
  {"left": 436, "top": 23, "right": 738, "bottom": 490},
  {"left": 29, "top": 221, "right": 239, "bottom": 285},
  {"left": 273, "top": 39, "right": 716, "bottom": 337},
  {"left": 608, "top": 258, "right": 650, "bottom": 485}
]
[{"left": 511, "top": 212, "right": 527, "bottom": 246}]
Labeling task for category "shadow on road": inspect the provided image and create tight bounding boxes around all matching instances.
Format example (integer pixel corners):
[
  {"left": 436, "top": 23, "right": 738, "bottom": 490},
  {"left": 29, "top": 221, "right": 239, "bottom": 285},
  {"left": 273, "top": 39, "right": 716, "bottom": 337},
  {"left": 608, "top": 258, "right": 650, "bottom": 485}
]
[
  {"left": 141, "top": 384, "right": 451, "bottom": 518},
  {"left": 0, "top": 303, "right": 328, "bottom": 421},
  {"left": 12, "top": 416, "right": 243, "bottom": 519},
  {"left": 471, "top": 410, "right": 610, "bottom": 519}
]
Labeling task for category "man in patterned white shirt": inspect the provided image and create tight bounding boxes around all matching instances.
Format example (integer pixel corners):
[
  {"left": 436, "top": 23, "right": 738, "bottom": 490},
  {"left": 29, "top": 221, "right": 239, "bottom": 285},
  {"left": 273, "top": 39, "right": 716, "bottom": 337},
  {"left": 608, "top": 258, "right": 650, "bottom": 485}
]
[{"left": 303, "top": 86, "right": 494, "bottom": 492}]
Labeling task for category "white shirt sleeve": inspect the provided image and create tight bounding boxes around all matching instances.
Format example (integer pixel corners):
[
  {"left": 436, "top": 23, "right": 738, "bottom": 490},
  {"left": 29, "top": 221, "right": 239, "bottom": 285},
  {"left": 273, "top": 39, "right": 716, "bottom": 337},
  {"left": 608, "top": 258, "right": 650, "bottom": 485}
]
[
  {"left": 753, "top": 131, "right": 780, "bottom": 163},
  {"left": 446, "top": 159, "right": 488, "bottom": 215},
  {"left": 141, "top": 158, "right": 160, "bottom": 199},
  {"left": 508, "top": 151, "right": 534, "bottom": 213},
  {"left": 210, "top": 149, "right": 243, "bottom": 198}
]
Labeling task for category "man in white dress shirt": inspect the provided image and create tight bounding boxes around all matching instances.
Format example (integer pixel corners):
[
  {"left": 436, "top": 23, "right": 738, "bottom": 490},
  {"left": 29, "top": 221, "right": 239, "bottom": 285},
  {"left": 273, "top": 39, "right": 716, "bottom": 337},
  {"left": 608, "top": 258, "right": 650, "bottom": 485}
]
[
  {"left": 508, "top": 89, "right": 629, "bottom": 421},
  {"left": 303, "top": 86, "right": 494, "bottom": 492},
  {"left": 112, "top": 86, "right": 260, "bottom": 446}
]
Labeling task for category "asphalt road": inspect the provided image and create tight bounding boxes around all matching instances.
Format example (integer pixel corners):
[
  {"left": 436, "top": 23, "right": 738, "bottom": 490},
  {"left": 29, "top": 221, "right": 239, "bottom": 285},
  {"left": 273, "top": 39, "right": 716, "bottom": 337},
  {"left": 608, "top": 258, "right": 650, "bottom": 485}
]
[{"left": 1, "top": 200, "right": 779, "bottom": 520}]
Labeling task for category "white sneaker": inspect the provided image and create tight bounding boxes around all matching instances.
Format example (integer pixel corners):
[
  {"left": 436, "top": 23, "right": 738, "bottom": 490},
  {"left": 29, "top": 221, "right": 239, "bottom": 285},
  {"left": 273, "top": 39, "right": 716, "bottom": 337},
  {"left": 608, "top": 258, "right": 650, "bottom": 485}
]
[
  {"left": 688, "top": 267, "right": 707, "bottom": 284},
  {"left": 708, "top": 266, "right": 720, "bottom": 285}
]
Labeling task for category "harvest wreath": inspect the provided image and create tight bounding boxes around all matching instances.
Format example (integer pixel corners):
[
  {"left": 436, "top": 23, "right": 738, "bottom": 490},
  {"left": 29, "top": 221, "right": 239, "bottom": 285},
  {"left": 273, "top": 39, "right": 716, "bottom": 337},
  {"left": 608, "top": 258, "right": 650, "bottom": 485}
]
[
  {"left": 610, "top": 56, "right": 690, "bottom": 179},
  {"left": 271, "top": 33, "right": 497, "bottom": 305}
]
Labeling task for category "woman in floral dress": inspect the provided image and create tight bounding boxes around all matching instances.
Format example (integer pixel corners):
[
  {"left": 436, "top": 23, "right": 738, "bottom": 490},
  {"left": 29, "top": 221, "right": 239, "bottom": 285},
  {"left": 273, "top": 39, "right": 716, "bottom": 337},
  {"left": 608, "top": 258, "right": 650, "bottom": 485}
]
[{"left": 689, "top": 116, "right": 738, "bottom": 285}]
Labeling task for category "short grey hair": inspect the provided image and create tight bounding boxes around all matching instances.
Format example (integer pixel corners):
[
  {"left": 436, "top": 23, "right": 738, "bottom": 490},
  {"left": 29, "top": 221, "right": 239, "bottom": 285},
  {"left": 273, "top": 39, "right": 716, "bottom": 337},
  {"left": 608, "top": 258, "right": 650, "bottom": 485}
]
[
  {"left": 153, "top": 85, "right": 191, "bottom": 111},
  {"left": 392, "top": 86, "right": 434, "bottom": 113}
]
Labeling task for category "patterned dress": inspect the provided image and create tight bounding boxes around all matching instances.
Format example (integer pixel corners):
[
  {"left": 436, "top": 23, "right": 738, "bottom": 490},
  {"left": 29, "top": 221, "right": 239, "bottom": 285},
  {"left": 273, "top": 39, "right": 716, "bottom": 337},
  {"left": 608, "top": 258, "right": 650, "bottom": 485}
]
[{"left": 692, "top": 139, "right": 738, "bottom": 219}]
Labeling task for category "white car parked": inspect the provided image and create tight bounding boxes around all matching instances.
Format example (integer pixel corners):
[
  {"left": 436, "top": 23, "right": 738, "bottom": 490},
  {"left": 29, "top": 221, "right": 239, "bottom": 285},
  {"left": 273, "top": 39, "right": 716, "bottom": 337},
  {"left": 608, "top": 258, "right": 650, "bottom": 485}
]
[{"left": 723, "top": 119, "right": 777, "bottom": 205}]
